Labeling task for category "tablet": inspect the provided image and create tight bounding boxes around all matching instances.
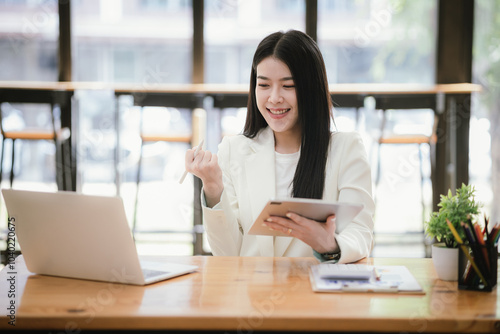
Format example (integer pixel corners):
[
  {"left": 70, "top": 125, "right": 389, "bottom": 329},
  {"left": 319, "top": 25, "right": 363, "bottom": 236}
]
[{"left": 247, "top": 198, "right": 363, "bottom": 237}]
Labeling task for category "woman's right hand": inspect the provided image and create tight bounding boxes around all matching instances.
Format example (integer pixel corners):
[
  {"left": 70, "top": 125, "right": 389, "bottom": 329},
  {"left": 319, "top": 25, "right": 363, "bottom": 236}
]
[{"left": 185, "top": 147, "right": 223, "bottom": 208}]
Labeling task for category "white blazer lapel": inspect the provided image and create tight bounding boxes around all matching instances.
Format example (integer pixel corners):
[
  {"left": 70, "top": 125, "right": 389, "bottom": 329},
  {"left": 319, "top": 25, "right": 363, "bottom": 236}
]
[{"left": 245, "top": 127, "right": 276, "bottom": 256}]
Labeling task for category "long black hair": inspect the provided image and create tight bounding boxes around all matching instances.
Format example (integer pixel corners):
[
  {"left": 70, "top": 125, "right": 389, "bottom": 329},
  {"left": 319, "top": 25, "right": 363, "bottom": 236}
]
[{"left": 243, "top": 30, "right": 333, "bottom": 199}]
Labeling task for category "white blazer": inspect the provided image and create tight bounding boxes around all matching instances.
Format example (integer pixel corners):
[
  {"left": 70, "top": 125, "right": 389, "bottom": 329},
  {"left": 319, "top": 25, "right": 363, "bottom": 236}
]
[{"left": 202, "top": 127, "right": 375, "bottom": 263}]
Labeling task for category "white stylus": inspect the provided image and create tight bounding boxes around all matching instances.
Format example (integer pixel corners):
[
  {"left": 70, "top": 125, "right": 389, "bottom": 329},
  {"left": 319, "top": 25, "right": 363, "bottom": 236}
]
[{"left": 179, "top": 139, "right": 204, "bottom": 184}]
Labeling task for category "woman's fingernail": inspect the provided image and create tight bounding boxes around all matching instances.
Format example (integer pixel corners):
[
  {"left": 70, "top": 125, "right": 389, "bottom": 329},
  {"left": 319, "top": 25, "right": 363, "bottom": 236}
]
[
  {"left": 262, "top": 223, "right": 274, "bottom": 231},
  {"left": 266, "top": 218, "right": 273, "bottom": 222}
]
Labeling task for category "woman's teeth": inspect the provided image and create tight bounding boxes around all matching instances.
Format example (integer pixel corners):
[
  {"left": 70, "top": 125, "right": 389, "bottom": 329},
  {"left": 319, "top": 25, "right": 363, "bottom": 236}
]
[{"left": 269, "top": 108, "right": 289, "bottom": 115}]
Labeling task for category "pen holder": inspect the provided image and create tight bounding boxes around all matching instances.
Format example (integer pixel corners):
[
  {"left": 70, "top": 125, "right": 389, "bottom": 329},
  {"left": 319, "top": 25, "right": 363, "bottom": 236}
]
[{"left": 458, "top": 243, "right": 497, "bottom": 292}]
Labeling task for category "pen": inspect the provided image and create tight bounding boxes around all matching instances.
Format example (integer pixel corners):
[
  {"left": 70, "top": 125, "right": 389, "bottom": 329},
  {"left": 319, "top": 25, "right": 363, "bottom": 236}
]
[
  {"left": 179, "top": 139, "right": 204, "bottom": 184},
  {"left": 373, "top": 267, "right": 381, "bottom": 281},
  {"left": 446, "top": 219, "right": 488, "bottom": 287}
]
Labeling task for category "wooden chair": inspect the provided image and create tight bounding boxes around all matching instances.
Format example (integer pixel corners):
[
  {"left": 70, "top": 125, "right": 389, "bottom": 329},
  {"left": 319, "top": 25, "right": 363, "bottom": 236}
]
[{"left": 0, "top": 102, "right": 71, "bottom": 188}]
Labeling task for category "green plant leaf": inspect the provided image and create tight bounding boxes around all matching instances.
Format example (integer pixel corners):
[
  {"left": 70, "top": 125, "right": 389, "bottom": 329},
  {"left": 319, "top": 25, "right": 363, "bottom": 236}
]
[{"left": 425, "top": 184, "right": 482, "bottom": 248}]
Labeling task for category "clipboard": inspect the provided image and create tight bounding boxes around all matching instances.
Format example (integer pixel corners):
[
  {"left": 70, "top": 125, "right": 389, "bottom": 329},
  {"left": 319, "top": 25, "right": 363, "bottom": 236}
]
[
  {"left": 248, "top": 198, "right": 363, "bottom": 237},
  {"left": 309, "top": 264, "right": 425, "bottom": 294}
]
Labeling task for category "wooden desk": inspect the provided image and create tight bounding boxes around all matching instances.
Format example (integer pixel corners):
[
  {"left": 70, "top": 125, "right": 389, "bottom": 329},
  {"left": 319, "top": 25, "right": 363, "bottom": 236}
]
[{"left": 0, "top": 255, "right": 498, "bottom": 333}]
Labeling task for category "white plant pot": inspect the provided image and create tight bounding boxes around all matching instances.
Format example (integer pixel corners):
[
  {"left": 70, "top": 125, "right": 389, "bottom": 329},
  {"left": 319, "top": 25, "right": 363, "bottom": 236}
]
[{"left": 432, "top": 243, "right": 459, "bottom": 281}]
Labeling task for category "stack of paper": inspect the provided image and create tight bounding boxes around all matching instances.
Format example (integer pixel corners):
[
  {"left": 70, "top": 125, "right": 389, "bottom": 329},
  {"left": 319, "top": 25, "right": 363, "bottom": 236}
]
[{"left": 309, "top": 263, "right": 424, "bottom": 294}]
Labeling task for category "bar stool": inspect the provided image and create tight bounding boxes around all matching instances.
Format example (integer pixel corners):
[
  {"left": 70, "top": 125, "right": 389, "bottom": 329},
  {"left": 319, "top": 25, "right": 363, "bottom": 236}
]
[
  {"left": 132, "top": 107, "right": 191, "bottom": 231},
  {"left": 369, "top": 95, "right": 438, "bottom": 257},
  {"left": 331, "top": 95, "right": 366, "bottom": 131},
  {"left": 0, "top": 102, "right": 71, "bottom": 189},
  {"left": 127, "top": 92, "right": 207, "bottom": 254},
  {"left": 212, "top": 93, "right": 248, "bottom": 139},
  {"left": 373, "top": 109, "right": 438, "bottom": 207}
]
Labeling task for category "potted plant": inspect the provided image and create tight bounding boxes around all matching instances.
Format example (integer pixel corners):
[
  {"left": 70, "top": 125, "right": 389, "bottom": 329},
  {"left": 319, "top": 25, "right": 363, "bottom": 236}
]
[{"left": 425, "top": 184, "right": 482, "bottom": 281}]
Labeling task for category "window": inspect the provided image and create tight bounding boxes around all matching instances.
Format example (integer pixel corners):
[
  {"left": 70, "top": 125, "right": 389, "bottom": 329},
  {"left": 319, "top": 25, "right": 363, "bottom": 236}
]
[
  {"left": 73, "top": 0, "right": 192, "bottom": 83},
  {"left": 0, "top": 0, "right": 58, "bottom": 81},
  {"left": 318, "top": 0, "right": 437, "bottom": 84},
  {"left": 0, "top": 0, "right": 487, "bottom": 260},
  {"left": 204, "top": 0, "right": 305, "bottom": 84},
  {"left": 472, "top": 0, "right": 500, "bottom": 225}
]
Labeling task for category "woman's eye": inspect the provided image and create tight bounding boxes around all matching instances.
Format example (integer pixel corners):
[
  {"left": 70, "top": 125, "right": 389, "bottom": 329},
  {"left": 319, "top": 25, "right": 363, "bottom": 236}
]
[
  {"left": 258, "top": 83, "right": 269, "bottom": 88},
  {"left": 284, "top": 85, "right": 295, "bottom": 89}
]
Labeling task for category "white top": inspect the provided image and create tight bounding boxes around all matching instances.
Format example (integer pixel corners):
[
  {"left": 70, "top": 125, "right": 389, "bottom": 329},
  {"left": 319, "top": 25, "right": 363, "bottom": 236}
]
[{"left": 275, "top": 150, "right": 300, "bottom": 199}]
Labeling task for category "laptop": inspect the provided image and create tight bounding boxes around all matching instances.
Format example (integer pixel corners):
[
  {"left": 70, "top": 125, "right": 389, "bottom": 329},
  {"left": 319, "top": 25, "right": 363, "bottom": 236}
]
[{"left": 1, "top": 189, "right": 198, "bottom": 285}]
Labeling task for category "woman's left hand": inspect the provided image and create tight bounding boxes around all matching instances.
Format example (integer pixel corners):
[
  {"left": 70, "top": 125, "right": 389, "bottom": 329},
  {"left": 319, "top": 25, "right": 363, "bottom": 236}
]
[{"left": 263, "top": 213, "right": 339, "bottom": 253}]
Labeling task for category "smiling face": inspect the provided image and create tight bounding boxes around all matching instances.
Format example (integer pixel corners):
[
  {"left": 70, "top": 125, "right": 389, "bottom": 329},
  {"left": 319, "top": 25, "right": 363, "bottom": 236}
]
[{"left": 255, "top": 56, "right": 300, "bottom": 139}]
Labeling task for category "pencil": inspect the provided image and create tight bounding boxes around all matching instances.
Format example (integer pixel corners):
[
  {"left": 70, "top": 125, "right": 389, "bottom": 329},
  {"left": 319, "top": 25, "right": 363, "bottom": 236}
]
[
  {"left": 474, "top": 222, "right": 490, "bottom": 271},
  {"left": 491, "top": 223, "right": 500, "bottom": 245},
  {"left": 462, "top": 222, "right": 490, "bottom": 279},
  {"left": 179, "top": 139, "right": 204, "bottom": 184},
  {"left": 446, "top": 219, "right": 488, "bottom": 287}
]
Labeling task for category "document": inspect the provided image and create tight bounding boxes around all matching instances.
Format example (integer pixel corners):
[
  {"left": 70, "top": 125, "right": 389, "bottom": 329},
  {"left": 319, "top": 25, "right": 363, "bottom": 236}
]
[{"left": 309, "top": 264, "right": 424, "bottom": 294}]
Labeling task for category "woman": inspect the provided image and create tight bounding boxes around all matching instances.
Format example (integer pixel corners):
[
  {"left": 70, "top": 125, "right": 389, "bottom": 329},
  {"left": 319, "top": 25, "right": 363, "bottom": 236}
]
[{"left": 185, "top": 30, "right": 374, "bottom": 263}]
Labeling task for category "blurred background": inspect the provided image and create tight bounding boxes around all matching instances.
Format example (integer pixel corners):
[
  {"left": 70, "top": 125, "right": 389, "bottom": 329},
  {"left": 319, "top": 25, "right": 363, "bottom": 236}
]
[{"left": 0, "top": 0, "right": 498, "bottom": 259}]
